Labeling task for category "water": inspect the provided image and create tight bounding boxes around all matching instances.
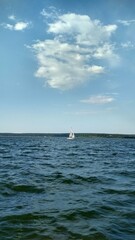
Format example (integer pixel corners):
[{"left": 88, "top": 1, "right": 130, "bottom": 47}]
[{"left": 0, "top": 134, "right": 135, "bottom": 240}]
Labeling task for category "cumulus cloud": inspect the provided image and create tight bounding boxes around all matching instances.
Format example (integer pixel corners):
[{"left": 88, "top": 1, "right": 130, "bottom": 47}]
[
  {"left": 2, "top": 15, "right": 31, "bottom": 31},
  {"left": 80, "top": 95, "right": 114, "bottom": 104},
  {"left": 4, "top": 21, "right": 30, "bottom": 31},
  {"left": 32, "top": 39, "right": 105, "bottom": 90},
  {"left": 48, "top": 13, "right": 117, "bottom": 46},
  {"left": 31, "top": 9, "right": 118, "bottom": 90}
]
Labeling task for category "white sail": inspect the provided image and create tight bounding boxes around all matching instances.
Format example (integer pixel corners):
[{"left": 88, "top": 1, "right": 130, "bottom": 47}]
[{"left": 67, "top": 130, "right": 75, "bottom": 139}]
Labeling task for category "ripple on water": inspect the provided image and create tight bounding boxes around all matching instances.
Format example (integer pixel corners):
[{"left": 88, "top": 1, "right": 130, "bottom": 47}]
[{"left": 0, "top": 135, "right": 135, "bottom": 240}]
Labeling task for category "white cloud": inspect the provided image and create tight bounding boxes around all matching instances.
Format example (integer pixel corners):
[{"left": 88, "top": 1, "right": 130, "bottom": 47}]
[
  {"left": 65, "top": 107, "right": 116, "bottom": 116},
  {"left": 31, "top": 10, "right": 118, "bottom": 90},
  {"left": 48, "top": 13, "right": 117, "bottom": 46},
  {"left": 80, "top": 95, "right": 114, "bottom": 104},
  {"left": 8, "top": 15, "right": 16, "bottom": 20},
  {"left": 14, "top": 22, "right": 29, "bottom": 31},
  {"left": 121, "top": 41, "right": 134, "bottom": 48},
  {"left": 87, "top": 65, "right": 104, "bottom": 74},
  {"left": 2, "top": 15, "right": 31, "bottom": 31},
  {"left": 93, "top": 43, "right": 120, "bottom": 66},
  {"left": 41, "top": 6, "right": 60, "bottom": 20},
  {"left": 32, "top": 40, "right": 104, "bottom": 90},
  {"left": 117, "top": 19, "right": 135, "bottom": 26},
  {"left": 65, "top": 110, "right": 100, "bottom": 115},
  {"left": 3, "top": 21, "right": 30, "bottom": 31},
  {"left": 3, "top": 23, "right": 14, "bottom": 30}
]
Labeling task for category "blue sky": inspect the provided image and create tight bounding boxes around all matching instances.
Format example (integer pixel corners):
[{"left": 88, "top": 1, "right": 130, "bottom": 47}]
[{"left": 0, "top": 0, "right": 135, "bottom": 134}]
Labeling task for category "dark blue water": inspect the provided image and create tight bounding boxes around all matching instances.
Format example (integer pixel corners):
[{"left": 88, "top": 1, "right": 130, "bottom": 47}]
[{"left": 0, "top": 134, "right": 135, "bottom": 240}]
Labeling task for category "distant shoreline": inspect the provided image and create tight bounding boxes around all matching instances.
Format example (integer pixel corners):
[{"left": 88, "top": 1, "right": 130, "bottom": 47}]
[{"left": 0, "top": 133, "right": 135, "bottom": 139}]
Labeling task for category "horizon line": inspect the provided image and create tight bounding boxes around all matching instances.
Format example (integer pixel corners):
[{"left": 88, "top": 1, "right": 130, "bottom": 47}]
[{"left": 0, "top": 132, "right": 135, "bottom": 136}]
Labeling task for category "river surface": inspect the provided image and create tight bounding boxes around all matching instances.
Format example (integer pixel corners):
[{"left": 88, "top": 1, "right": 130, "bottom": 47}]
[{"left": 0, "top": 134, "right": 135, "bottom": 240}]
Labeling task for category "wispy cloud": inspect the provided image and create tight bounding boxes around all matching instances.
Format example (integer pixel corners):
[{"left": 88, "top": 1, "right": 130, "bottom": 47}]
[
  {"left": 41, "top": 6, "right": 60, "bottom": 20},
  {"left": 121, "top": 41, "right": 134, "bottom": 48},
  {"left": 65, "top": 110, "right": 100, "bottom": 115},
  {"left": 65, "top": 107, "right": 116, "bottom": 116},
  {"left": 2, "top": 15, "right": 31, "bottom": 31},
  {"left": 80, "top": 95, "right": 115, "bottom": 104},
  {"left": 93, "top": 43, "right": 120, "bottom": 66},
  {"left": 8, "top": 15, "right": 16, "bottom": 20},
  {"left": 117, "top": 19, "right": 135, "bottom": 26},
  {"left": 31, "top": 9, "right": 118, "bottom": 90}
]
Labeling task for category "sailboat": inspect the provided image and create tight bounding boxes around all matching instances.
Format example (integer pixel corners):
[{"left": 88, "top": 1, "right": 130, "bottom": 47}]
[{"left": 67, "top": 130, "right": 75, "bottom": 140}]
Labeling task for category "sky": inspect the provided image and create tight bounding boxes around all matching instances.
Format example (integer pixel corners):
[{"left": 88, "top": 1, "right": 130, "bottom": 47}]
[{"left": 0, "top": 0, "right": 135, "bottom": 134}]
